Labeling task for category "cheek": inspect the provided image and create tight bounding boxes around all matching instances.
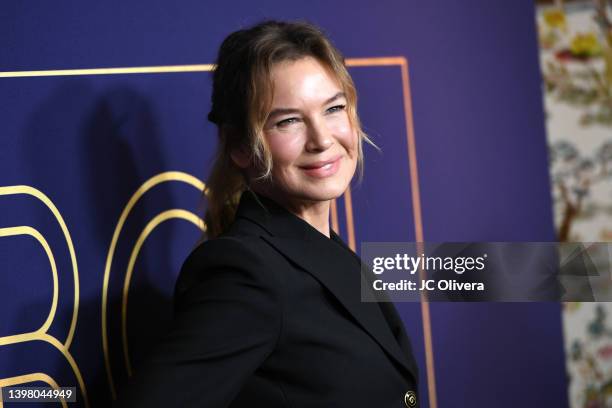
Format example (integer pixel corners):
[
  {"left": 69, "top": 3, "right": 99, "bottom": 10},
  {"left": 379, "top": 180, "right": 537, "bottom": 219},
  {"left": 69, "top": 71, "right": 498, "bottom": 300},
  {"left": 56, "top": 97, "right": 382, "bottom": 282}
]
[
  {"left": 265, "top": 132, "right": 304, "bottom": 165},
  {"left": 329, "top": 116, "right": 357, "bottom": 150},
  {"left": 335, "top": 124, "right": 358, "bottom": 153}
]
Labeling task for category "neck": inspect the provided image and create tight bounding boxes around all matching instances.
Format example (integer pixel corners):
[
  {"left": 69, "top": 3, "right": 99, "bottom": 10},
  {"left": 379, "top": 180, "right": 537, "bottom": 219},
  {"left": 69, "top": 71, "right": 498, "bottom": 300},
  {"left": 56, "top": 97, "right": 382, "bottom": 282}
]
[
  {"left": 251, "top": 187, "right": 332, "bottom": 238},
  {"left": 289, "top": 200, "right": 331, "bottom": 238}
]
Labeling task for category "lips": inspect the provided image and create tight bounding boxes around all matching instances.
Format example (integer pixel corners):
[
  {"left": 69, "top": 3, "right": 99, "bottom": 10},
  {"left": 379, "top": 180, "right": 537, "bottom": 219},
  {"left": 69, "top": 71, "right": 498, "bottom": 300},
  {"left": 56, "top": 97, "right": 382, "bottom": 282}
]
[
  {"left": 299, "top": 155, "right": 342, "bottom": 170},
  {"left": 298, "top": 155, "right": 342, "bottom": 178}
]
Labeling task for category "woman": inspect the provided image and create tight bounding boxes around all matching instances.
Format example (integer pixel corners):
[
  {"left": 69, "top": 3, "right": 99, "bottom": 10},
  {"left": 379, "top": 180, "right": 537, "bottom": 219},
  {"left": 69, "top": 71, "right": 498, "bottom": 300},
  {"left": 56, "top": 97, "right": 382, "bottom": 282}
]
[{"left": 116, "top": 20, "right": 419, "bottom": 408}]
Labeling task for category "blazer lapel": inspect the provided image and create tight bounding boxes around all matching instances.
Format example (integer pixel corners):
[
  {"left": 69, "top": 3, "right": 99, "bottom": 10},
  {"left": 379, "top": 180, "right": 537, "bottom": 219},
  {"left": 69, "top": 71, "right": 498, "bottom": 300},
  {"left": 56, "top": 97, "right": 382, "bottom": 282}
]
[
  {"left": 263, "top": 235, "right": 418, "bottom": 381},
  {"left": 329, "top": 230, "right": 420, "bottom": 381},
  {"left": 234, "top": 190, "right": 418, "bottom": 381}
]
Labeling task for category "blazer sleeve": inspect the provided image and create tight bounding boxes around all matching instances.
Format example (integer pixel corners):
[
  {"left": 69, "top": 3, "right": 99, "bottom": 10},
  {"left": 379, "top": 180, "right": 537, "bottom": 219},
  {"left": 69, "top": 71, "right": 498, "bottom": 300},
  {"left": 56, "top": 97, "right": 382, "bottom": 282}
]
[{"left": 114, "top": 237, "right": 283, "bottom": 407}]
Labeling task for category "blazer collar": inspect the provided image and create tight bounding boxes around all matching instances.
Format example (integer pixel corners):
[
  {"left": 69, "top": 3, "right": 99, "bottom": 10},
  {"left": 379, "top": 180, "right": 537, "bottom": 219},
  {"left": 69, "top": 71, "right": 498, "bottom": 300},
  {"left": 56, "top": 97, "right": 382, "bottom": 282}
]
[{"left": 234, "top": 189, "right": 419, "bottom": 381}]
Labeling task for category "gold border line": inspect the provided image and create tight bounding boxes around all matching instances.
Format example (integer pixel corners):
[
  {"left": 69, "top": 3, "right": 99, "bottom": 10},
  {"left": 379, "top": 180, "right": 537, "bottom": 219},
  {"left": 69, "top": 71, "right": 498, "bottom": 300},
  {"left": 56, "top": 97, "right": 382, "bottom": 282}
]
[
  {"left": 330, "top": 198, "right": 340, "bottom": 234},
  {"left": 344, "top": 58, "right": 435, "bottom": 407},
  {"left": 0, "top": 64, "right": 215, "bottom": 78},
  {"left": 398, "top": 59, "right": 424, "bottom": 243},
  {"left": 0, "top": 57, "right": 406, "bottom": 78},
  {"left": 0, "top": 227, "right": 59, "bottom": 336},
  {"left": 0, "top": 186, "right": 79, "bottom": 349},
  {"left": 122, "top": 209, "right": 205, "bottom": 376},
  {"left": 101, "top": 171, "right": 205, "bottom": 400},
  {"left": 0, "top": 372, "right": 68, "bottom": 408},
  {"left": 346, "top": 57, "right": 408, "bottom": 67},
  {"left": 398, "top": 58, "right": 436, "bottom": 408},
  {"left": 343, "top": 185, "right": 357, "bottom": 252}
]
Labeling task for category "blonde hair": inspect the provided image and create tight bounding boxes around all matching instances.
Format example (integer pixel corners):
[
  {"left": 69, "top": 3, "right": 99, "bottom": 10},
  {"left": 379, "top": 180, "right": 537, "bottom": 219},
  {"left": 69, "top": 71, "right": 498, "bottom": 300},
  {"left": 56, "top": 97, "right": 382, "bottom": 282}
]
[{"left": 205, "top": 20, "right": 376, "bottom": 238}]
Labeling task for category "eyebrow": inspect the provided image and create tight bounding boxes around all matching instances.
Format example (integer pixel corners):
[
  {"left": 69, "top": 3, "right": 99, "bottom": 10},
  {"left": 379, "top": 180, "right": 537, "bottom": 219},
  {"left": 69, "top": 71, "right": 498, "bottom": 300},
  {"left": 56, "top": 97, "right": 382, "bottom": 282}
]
[{"left": 267, "top": 92, "right": 346, "bottom": 119}]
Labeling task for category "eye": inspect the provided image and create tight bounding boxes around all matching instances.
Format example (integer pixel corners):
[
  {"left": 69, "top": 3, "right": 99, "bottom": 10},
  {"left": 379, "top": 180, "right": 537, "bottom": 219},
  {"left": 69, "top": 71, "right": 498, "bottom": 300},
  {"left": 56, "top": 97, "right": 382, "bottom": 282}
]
[
  {"left": 326, "top": 104, "right": 346, "bottom": 114},
  {"left": 276, "top": 117, "right": 300, "bottom": 128}
]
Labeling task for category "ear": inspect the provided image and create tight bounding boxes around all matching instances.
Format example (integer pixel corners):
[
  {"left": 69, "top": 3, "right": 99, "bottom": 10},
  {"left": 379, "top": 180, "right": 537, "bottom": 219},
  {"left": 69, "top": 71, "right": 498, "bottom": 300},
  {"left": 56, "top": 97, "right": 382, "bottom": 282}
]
[
  {"left": 222, "top": 125, "right": 252, "bottom": 169},
  {"left": 230, "top": 145, "right": 252, "bottom": 169}
]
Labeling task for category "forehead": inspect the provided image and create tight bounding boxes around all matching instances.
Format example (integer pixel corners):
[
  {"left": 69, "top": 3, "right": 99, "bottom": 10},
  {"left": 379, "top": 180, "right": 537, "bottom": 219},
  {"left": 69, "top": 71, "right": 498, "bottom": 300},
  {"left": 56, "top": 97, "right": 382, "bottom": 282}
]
[{"left": 269, "top": 57, "right": 343, "bottom": 104}]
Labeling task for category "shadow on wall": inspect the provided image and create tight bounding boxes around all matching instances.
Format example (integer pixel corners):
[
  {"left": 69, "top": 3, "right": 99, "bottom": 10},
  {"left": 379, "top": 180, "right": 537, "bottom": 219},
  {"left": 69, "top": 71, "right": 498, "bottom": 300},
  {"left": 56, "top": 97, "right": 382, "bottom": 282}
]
[{"left": 14, "top": 79, "right": 179, "bottom": 407}]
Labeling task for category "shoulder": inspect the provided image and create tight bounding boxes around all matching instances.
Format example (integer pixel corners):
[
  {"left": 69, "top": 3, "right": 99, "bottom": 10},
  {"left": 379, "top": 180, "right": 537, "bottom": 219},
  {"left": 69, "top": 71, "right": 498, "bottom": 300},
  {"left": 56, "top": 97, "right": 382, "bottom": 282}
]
[
  {"left": 174, "top": 234, "right": 287, "bottom": 301},
  {"left": 181, "top": 235, "right": 269, "bottom": 272}
]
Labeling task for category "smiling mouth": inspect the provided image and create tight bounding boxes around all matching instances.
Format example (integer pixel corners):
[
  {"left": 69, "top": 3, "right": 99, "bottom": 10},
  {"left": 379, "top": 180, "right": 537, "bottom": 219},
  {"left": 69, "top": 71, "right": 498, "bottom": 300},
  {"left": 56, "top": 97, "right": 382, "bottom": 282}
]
[
  {"left": 298, "top": 155, "right": 342, "bottom": 178},
  {"left": 299, "top": 155, "right": 342, "bottom": 170}
]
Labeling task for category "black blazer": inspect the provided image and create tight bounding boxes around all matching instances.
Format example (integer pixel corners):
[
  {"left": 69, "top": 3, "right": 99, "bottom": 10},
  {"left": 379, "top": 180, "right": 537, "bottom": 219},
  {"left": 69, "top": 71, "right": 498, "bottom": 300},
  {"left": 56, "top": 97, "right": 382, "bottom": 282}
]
[{"left": 116, "top": 189, "right": 419, "bottom": 407}]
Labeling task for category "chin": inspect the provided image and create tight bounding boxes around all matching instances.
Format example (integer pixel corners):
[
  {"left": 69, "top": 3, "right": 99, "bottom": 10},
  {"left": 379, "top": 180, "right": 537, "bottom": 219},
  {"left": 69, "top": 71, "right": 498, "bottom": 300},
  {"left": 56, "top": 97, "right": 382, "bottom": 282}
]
[{"left": 302, "top": 180, "right": 350, "bottom": 201}]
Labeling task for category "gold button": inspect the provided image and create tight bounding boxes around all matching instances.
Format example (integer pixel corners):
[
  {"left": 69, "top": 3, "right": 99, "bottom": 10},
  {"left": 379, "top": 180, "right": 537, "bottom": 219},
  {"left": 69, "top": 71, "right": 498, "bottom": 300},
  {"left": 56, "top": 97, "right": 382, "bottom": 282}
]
[{"left": 404, "top": 391, "right": 417, "bottom": 407}]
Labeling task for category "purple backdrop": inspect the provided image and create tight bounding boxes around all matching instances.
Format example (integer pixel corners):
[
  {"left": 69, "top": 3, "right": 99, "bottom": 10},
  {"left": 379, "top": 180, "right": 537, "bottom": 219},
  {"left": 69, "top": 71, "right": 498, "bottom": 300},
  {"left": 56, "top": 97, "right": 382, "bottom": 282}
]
[{"left": 1, "top": 1, "right": 567, "bottom": 407}]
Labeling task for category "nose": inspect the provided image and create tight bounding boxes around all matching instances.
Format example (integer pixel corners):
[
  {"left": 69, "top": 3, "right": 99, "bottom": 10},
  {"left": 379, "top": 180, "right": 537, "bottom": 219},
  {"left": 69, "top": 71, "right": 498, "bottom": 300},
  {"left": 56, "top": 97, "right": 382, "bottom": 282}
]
[{"left": 305, "top": 118, "right": 333, "bottom": 152}]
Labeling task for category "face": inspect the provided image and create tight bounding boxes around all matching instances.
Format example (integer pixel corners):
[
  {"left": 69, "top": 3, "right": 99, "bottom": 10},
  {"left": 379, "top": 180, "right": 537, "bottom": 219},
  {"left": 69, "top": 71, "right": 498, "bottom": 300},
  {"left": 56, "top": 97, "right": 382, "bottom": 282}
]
[{"left": 245, "top": 56, "right": 358, "bottom": 211}]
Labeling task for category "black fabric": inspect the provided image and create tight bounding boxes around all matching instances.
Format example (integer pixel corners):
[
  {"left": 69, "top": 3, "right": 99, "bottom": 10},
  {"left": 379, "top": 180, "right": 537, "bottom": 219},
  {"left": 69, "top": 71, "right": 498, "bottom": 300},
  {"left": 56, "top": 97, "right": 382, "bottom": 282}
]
[{"left": 115, "top": 189, "right": 419, "bottom": 407}]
